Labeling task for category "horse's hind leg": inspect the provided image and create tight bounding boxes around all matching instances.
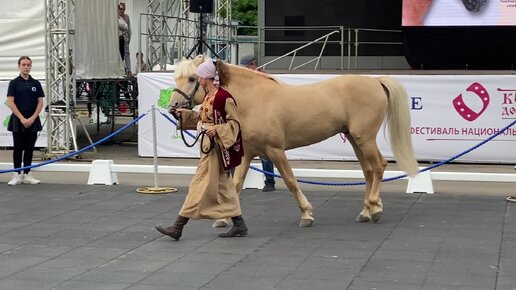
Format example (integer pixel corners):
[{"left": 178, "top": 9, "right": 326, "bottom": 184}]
[
  {"left": 348, "top": 135, "right": 387, "bottom": 223},
  {"left": 359, "top": 141, "right": 387, "bottom": 223},
  {"left": 347, "top": 136, "right": 373, "bottom": 222},
  {"left": 269, "top": 151, "right": 314, "bottom": 227}
]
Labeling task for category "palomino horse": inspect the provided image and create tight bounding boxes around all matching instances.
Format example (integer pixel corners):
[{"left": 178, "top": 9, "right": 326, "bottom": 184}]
[{"left": 168, "top": 55, "right": 418, "bottom": 226}]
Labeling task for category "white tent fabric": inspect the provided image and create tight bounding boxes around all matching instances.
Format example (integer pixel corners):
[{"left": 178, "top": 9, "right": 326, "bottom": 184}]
[
  {"left": 0, "top": 0, "right": 124, "bottom": 80},
  {"left": 75, "top": 0, "right": 124, "bottom": 79},
  {"left": 0, "top": 1, "right": 46, "bottom": 80}
]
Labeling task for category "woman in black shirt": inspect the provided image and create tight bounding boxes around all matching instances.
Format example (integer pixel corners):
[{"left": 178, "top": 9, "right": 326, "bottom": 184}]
[{"left": 6, "top": 56, "right": 44, "bottom": 185}]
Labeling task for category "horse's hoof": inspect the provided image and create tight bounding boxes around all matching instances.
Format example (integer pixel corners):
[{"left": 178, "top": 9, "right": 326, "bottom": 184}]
[
  {"left": 355, "top": 214, "right": 370, "bottom": 223},
  {"left": 299, "top": 218, "right": 314, "bottom": 227},
  {"left": 370, "top": 211, "right": 382, "bottom": 223},
  {"left": 212, "top": 219, "right": 229, "bottom": 228}
]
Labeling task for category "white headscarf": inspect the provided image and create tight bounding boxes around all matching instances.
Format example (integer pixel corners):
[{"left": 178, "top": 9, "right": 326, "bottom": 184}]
[{"left": 196, "top": 60, "right": 216, "bottom": 79}]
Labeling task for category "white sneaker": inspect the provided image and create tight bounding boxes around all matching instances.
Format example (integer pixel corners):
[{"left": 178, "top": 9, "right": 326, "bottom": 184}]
[
  {"left": 23, "top": 173, "right": 40, "bottom": 184},
  {"left": 8, "top": 173, "right": 23, "bottom": 186}
]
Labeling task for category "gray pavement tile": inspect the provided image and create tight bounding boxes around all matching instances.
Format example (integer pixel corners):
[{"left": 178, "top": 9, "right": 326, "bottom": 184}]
[
  {"left": 51, "top": 280, "right": 130, "bottom": 290},
  {"left": 275, "top": 278, "right": 351, "bottom": 290},
  {"left": 9, "top": 266, "right": 87, "bottom": 281},
  {"left": 1, "top": 245, "right": 73, "bottom": 258},
  {"left": 139, "top": 271, "right": 217, "bottom": 287},
  {"left": 0, "top": 255, "right": 48, "bottom": 269},
  {"left": 347, "top": 280, "right": 422, "bottom": 290},
  {"left": 98, "top": 257, "right": 171, "bottom": 272},
  {"left": 421, "top": 283, "right": 488, "bottom": 290},
  {"left": 159, "top": 261, "right": 233, "bottom": 274},
  {"left": 371, "top": 249, "right": 436, "bottom": 262},
  {"left": 356, "top": 258, "right": 432, "bottom": 284},
  {"left": 126, "top": 285, "right": 199, "bottom": 290},
  {"left": 287, "top": 264, "right": 358, "bottom": 280},
  {"left": 193, "top": 237, "right": 269, "bottom": 254},
  {"left": 496, "top": 278, "right": 516, "bottom": 290},
  {"left": 59, "top": 247, "right": 127, "bottom": 260},
  {"left": 222, "top": 263, "right": 296, "bottom": 278},
  {"left": 83, "top": 238, "right": 150, "bottom": 250},
  {"left": 178, "top": 251, "right": 247, "bottom": 264},
  {"left": 238, "top": 253, "right": 309, "bottom": 267},
  {"left": 38, "top": 257, "right": 109, "bottom": 270},
  {"left": 0, "top": 278, "right": 59, "bottom": 290},
  {"left": 74, "top": 268, "right": 151, "bottom": 284},
  {"left": 202, "top": 272, "right": 283, "bottom": 290},
  {"left": 425, "top": 262, "right": 498, "bottom": 289}
]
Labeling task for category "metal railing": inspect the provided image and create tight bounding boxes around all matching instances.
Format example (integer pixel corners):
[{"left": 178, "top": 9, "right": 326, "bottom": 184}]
[{"left": 238, "top": 25, "right": 404, "bottom": 70}]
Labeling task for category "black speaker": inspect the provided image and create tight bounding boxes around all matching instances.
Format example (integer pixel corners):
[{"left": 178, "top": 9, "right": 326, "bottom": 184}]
[{"left": 190, "top": 0, "right": 213, "bottom": 13}]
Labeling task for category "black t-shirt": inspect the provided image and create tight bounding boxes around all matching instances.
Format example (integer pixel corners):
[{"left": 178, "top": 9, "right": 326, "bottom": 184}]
[{"left": 7, "top": 75, "right": 44, "bottom": 114}]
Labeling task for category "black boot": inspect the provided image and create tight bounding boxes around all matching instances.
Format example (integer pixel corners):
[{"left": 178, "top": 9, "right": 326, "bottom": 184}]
[
  {"left": 219, "top": 215, "right": 248, "bottom": 238},
  {"left": 156, "top": 215, "right": 189, "bottom": 240}
]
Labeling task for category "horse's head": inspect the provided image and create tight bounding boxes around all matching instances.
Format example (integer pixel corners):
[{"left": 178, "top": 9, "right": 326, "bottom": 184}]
[{"left": 168, "top": 55, "right": 208, "bottom": 111}]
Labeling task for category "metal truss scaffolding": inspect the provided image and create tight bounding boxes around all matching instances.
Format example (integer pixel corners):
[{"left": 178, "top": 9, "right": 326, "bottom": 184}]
[
  {"left": 212, "top": 0, "right": 234, "bottom": 61},
  {"left": 146, "top": 0, "right": 236, "bottom": 66},
  {"left": 45, "top": 0, "right": 77, "bottom": 156},
  {"left": 146, "top": 0, "right": 177, "bottom": 70}
]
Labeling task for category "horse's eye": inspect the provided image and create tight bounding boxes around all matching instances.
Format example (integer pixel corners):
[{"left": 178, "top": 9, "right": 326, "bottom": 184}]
[{"left": 188, "top": 76, "right": 195, "bottom": 82}]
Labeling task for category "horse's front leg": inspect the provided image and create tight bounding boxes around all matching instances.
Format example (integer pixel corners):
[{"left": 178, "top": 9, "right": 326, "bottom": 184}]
[
  {"left": 270, "top": 151, "right": 314, "bottom": 227},
  {"left": 212, "top": 154, "right": 253, "bottom": 228}
]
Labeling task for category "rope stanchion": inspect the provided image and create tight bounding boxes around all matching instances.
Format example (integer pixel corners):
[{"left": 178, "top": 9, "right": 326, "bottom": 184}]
[{"left": 137, "top": 106, "right": 177, "bottom": 194}]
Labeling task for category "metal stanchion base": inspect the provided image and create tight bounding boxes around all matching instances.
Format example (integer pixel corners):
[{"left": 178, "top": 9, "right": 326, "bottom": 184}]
[
  {"left": 507, "top": 196, "right": 516, "bottom": 203},
  {"left": 137, "top": 187, "right": 178, "bottom": 194}
]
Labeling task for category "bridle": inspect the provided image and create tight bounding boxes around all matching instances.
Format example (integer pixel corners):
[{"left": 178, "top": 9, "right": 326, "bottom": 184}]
[
  {"left": 170, "top": 79, "right": 214, "bottom": 154},
  {"left": 171, "top": 79, "right": 200, "bottom": 110}
]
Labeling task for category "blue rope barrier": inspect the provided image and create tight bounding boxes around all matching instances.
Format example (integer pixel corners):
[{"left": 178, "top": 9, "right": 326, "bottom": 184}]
[
  {"left": 0, "top": 113, "right": 147, "bottom": 175},
  {"left": 160, "top": 111, "right": 516, "bottom": 187}
]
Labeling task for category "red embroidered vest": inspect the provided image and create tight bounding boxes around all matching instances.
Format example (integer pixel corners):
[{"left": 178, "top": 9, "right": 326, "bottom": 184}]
[{"left": 212, "top": 88, "right": 244, "bottom": 170}]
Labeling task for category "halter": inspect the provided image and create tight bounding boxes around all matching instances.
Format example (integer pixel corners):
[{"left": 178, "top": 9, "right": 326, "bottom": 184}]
[
  {"left": 171, "top": 79, "right": 200, "bottom": 109},
  {"left": 172, "top": 79, "right": 214, "bottom": 154}
]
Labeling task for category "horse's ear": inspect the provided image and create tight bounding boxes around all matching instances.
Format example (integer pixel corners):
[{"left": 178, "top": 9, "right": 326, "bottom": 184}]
[{"left": 193, "top": 55, "right": 206, "bottom": 66}]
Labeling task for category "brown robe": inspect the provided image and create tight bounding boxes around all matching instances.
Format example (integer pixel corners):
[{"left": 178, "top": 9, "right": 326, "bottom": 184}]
[{"left": 178, "top": 90, "right": 242, "bottom": 219}]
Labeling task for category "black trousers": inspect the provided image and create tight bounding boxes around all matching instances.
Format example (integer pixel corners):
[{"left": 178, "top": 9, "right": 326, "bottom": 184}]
[
  {"left": 119, "top": 36, "right": 125, "bottom": 60},
  {"left": 12, "top": 132, "right": 38, "bottom": 174}
]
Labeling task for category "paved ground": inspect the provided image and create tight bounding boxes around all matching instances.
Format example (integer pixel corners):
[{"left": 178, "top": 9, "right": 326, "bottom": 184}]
[
  {"left": 0, "top": 183, "right": 515, "bottom": 290},
  {"left": 0, "top": 119, "right": 515, "bottom": 289}
]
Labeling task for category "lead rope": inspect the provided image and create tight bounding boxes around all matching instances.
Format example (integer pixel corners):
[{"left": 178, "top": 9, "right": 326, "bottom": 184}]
[{"left": 178, "top": 115, "right": 214, "bottom": 154}]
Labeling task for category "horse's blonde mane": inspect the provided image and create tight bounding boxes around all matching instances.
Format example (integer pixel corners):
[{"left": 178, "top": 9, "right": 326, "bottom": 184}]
[
  {"left": 174, "top": 55, "right": 207, "bottom": 79},
  {"left": 227, "top": 64, "right": 282, "bottom": 84},
  {"left": 173, "top": 55, "right": 281, "bottom": 85}
]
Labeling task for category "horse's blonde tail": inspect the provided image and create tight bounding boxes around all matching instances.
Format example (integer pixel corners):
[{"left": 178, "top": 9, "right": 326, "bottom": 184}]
[{"left": 379, "top": 76, "right": 418, "bottom": 176}]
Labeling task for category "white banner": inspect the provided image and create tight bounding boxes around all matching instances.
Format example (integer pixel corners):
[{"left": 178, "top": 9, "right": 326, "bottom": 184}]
[
  {"left": 138, "top": 72, "right": 516, "bottom": 163},
  {"left": 0, "top": 81, "right": 48, "bottom": 147}
]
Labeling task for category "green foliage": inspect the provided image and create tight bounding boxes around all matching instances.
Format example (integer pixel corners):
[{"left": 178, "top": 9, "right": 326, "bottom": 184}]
[{"left": 232, "top": 0, "right": 258, "bottom": 36}]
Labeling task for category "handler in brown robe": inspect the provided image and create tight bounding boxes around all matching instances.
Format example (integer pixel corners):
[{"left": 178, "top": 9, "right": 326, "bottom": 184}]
[{"left": 156, "top": 60, "right": 247, "bottom": 240}]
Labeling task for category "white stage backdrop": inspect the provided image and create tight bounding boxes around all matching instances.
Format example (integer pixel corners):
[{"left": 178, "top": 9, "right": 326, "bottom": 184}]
[
  {"left": 0, "top": 1, "right": 46, "bottom": 80},
  {"left": 0, "top": 81, "right": 48, "bottom": 147},
  {"left": 0, "top": 0, "right": 123, "bottom": 80},
  {"left": 138, "top": 73, "right": 516, "bottom": 163}
]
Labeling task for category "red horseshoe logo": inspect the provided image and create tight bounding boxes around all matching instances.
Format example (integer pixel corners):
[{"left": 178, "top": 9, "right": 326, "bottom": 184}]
[{"left": 452, "top": 82, "right": 489, "bottom": 122}]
